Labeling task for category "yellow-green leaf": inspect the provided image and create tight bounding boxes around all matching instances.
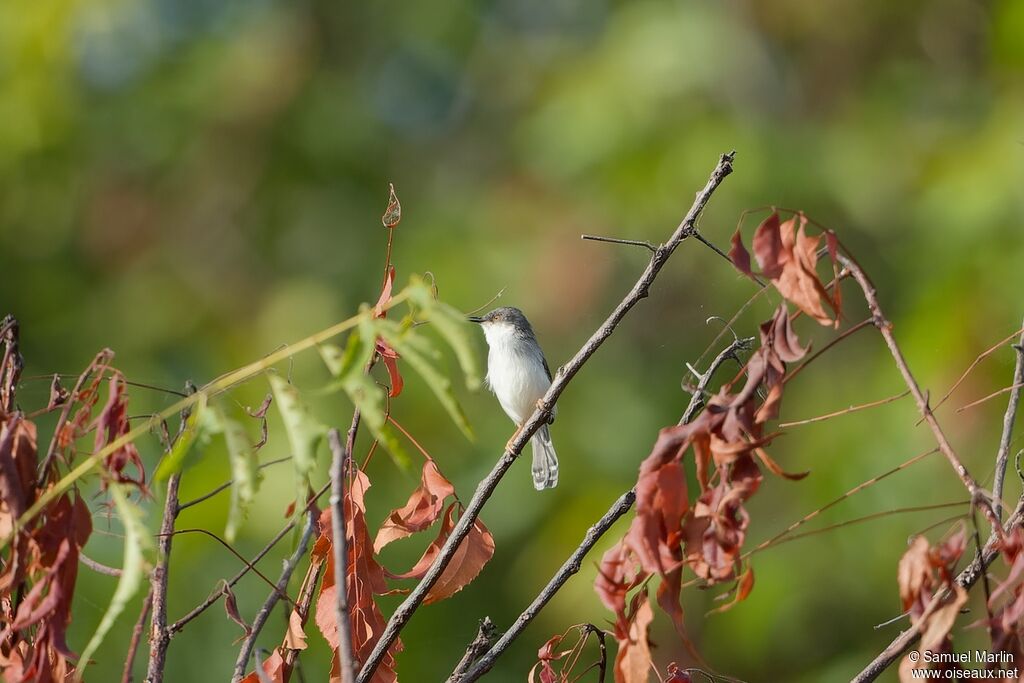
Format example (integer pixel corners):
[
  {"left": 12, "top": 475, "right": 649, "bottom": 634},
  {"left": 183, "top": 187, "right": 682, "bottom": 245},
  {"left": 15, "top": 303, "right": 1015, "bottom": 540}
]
[
  {"left": 269, "top": 374, "right": 327, "bottom": 499},
  {"left": 75, "top": 484, "right": 151, "bottom": 681},
  {"left": 211, "top": 405, "right": 261, "bottom": 543}
]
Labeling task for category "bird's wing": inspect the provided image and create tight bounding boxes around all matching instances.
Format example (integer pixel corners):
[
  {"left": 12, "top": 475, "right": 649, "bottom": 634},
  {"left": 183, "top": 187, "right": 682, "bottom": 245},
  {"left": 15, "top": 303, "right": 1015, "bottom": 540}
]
[{"left": 542, "top": 355, "right": 552, "bottom": 382}]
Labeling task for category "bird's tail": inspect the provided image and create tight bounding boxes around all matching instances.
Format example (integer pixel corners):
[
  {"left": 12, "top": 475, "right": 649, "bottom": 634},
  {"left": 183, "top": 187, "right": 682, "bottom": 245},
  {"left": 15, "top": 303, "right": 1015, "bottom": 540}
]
[{"left": 531, "top": 424, "right": 559, "bottom": 491}]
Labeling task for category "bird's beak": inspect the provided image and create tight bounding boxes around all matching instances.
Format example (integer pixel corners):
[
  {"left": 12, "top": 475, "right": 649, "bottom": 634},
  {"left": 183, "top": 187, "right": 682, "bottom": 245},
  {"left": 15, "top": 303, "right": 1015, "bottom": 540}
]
[{"left": 466, "top": 315, "right": 485, "bottom": 324}]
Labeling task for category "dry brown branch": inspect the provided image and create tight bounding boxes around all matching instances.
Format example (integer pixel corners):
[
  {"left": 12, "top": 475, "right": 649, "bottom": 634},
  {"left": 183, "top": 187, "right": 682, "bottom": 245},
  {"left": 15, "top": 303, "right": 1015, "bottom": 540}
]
[
  {"left": 993, "top": 319, "right": 1024, "bottom": 520},
  {"left": 778, "top": 390, "right": 910, "bottom": 429}
]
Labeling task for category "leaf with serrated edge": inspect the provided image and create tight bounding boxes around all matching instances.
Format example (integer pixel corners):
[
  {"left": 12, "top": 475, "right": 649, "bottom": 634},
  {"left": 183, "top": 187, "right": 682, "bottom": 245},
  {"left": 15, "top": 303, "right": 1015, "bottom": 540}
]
[
  {"left": 269, "top": 374, "right": 326, "bottom": 500},
  {"left": 75, "top": 483, "right": 151, "bottom": 680},
  {"left": 212, "top": 405, "right": 262, "bottom": 543}
]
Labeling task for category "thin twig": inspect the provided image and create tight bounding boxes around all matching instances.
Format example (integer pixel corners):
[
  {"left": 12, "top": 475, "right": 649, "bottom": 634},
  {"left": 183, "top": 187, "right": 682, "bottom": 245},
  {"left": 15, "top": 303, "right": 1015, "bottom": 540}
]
[
  {"left": 956, "top": 381, "right": 1024, "bottom": 414},
  {"left": 680, "top": 336, "right": 754, "bottom": 425},
  {"left": 993, "top": 319, "right": 1024, "bottom": 521},
  {"left": 777, "top": 390, "right": 910, "bottom": 429},
  {"left": 358, "top": 151, "right": 737, "bottom": 683},
  {"left": 81, "top": 552, "right": 123, "bottom": 577},
  {"left": 122, "top": 587, "right": 153, "bottom": 683},
  {"left": 328, "top": 429, "right": 357, "bottom": 683},
  {"left": 840, "top": 254, "right": 1003, "bottom": 534},
  {"left": 581, "top": 234, "right": 657, "bottom": 252},
  {"left": 167, "top": 480, "right": 331, "bottom": 636},
  {"left": 177, "top": 457, "right": 292, "bottom": 511},
  {"left": 929, "top": 324, "right": 1024, "bottom": 416},
  {"left": 231, "top": 509, "right": 317, "bottom": 683},
  {"left": 784, "top": 317, "right": 873, "bottom": 386}
]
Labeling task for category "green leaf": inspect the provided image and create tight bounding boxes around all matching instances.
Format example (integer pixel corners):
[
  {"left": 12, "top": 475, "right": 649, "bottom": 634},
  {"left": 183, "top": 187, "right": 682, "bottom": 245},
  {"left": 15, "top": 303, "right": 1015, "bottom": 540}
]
[
  {"left": 75, "top": 484, "right": 151, "bottom": 679},
  {"left": 211, "top": 405, "right": 261, "bottom": 543},
  {"left": 409, "top": 277, "right": 483, "bottom": 391},
  {"left": 269, "top": 374, "right": 327, "bottom": 499},
  {"left": 377, "top": 319, "right": 474, "bottom": 440},
  {"left": 153, "top": 394, "right": 211, "bottom": 481}
]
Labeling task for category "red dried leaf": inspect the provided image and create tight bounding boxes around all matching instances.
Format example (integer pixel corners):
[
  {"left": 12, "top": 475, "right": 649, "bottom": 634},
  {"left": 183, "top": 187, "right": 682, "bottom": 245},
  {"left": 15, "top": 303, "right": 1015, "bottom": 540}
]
[
  {"left": 375, "top": 339, "right": 403, "bottom": 398},
  {"left": 374, "top": 266, "right": 396, "bottom": 319},
  {"left": 47, "top": 375, "right": 68, "bottom": 410},
  {"left": 312, "top": 469, "right": 400, "bottom": 683},
  {"left": 240, "top": 648, "right": 288, "bottom": 683},
  {"left": 707, "top": 565, "right": 755, "bottom": 615},
  {"left": 381, "top": 183, "right": 401, "bottom": 228},
  {"left": 737, "top": 212, "right": 839, "bottom": 326},
  {"left": 386, "top": 503, "right": 495, "bottom": 604},
  {"left": 728, "top": 228, "right": 752, "bottom": 279},
  {"left": 92, "top": 373, "right": 146, "bottom": 488},
  {"left": 222, "top": 581, "right": 252, "bottom": 641},
  {"left": 373, "top": 457, "right": 455, "bottom": 553},
  {"left": 614, "top": 594, "right": 654, "bottom": 683},
  {"left": 626, "top": 460, "right": 688, "bottom": 577}
]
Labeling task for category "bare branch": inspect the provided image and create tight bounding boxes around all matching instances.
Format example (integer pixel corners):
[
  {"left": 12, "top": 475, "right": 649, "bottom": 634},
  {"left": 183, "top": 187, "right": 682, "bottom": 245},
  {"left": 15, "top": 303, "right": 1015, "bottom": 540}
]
[
  {"left": 358, "top": 151, "right": 737, "bottom": 683},
  {"left": 177, "top": 457, "right": 291, "bottom": 511},
  {"left": 840, "top": 254, "right": 1003, "bottom": 533},
  {"left": 679, "top": 335, "right": 754, "bottom": 425},
  {"left": 993, "top": 319, "right": 1024, "bottom": 521},
  {"left": 122, "top": 587, "right": 152, "bottom": 683},
  {"left": 231, "top": 509, "right": 317, "bottom": 683},
  {"left": 777, "top": 390, "right": 910, "bottom": 429},
  {"left": 167, "top": 480, "right": 330, "bottom": 636},
  {"left": 448, "top": 618, "right": 497, "bottom": 681},
  {"left": 581, "top": 234, "right": 657, "bottom": 252},
  {"left": 327, "top": 429, "right": 357, "bottom": 683}
]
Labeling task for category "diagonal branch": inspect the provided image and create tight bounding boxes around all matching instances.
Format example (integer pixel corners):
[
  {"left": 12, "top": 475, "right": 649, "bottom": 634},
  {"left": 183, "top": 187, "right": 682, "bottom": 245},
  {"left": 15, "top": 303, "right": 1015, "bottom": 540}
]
[
  {"left": 840, "top": 254, "right": 1003, "bottom": 533},
  {"left": 993, "top": 317, "right": 1024, "bottom": 521},
  {"left": 231, "top": 509, "right": 317, "bottom": 683},
  {"left": 357, "top": 151, "right": 737, "bottom": 683}
]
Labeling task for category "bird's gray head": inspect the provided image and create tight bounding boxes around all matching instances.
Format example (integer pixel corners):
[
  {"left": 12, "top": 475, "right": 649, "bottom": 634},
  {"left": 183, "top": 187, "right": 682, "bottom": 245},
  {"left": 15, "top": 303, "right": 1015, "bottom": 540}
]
[{"left": 467, "top": 307, "right": 536, "bottom": 345}]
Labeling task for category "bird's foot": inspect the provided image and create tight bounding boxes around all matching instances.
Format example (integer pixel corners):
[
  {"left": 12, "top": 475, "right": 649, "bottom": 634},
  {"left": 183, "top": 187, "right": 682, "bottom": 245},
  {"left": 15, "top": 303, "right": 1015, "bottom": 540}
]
[
  {"left": 505, "top": 425, "right": 523, "bottom": 452},
  {"left": 535, "top": 398, "right": 554, "bottom": 424}
]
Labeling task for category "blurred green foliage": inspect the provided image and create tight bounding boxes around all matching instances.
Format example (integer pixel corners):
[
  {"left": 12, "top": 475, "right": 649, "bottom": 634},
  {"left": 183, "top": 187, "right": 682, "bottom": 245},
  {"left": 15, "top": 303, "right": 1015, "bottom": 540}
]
[{"left": 3, "top": 0, "right": 1024, "bottom": 681}]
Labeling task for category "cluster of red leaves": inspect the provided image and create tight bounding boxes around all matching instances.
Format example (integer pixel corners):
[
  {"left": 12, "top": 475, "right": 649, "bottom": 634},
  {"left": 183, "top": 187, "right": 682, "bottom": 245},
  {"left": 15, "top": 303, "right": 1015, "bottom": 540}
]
[
  {"left": 896, "top": 529, "right": 968, "bottom": 682},
  {"left": 591, "top": 211, "right": 847, "bottom": 681},
  {"left": 595, "top": 305, "right": 809, "bottom": 682},
  {"left": 0, "top": 327, "right": 116, "bottom": 682},
  {"left": 730, "top": 211, "right": 841, "bottom": 328},
  {"left": 985, "top": 527, "right": 1024, "bottom": 678}
]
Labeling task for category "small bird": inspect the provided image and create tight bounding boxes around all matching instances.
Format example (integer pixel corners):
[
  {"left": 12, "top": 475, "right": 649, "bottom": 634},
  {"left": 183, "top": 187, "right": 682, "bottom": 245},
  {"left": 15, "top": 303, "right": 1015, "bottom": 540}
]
[{"left": 468, "top": 307, "right": 558, "bottom": 490}]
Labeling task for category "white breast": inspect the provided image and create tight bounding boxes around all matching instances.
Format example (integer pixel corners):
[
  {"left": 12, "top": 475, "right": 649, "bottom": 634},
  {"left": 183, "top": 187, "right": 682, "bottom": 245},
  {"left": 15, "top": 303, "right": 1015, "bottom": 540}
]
[{"left": 483, "top": 323, "right": 553, "bottom": 425}]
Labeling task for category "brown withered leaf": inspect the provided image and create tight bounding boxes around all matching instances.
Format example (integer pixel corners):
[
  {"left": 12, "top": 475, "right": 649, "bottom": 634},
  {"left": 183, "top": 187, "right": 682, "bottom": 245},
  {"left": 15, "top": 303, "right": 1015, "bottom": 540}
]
[
  {"left": 373, "top": 457, "right": 455, "bottom": 553},
  {"left": 626, "top": 460, "right": 688, "bottom": 577},
  {"left": 733, "top": 212, "right": 839, "bottom": 327},
  {"left": 374, "top": 266, "right": 396, "bottom": 319},
  {"left": 375, "top": 339, "right": 403, "bottom": 398},
  {"left": 381, "top": 183, "right": 401, "bottom": 228},
  {"left": 222, "top": 581, "right": 252, "bottom": 642},
  {"left": 92, "top": 373, "right": 146, "bottom": 488},
  {"left": 47, "top": 375, "right": 68, "bottom": 410},
  {"left": 240, "top": 647, "right": 288, "bottom": 683},
  {"left": 312, "top": 469, "right": 401, "bottom": 683},
  {"left": 284, "top": 609, "right": 307, "bottom": 651},
  {"left": 707, "top": 565, "right": 755, "bottom": 615},
  {"left": 614, "top": 593, "right": 654, "bottom": 683},
  {"left": 896, "top": 528, "right": 968, "bottom": 682},
  {"left": 387, "top": 503, "right": 495, "bottom": 604},
  {"left": 595, "top": 541, "right": 648, "bottom": 624},
  {"left": 0, "top": 416, "right": 38, "bottom": 539},
  {"left": 529, "top": 633, "right": 571, "bottom": 683}
]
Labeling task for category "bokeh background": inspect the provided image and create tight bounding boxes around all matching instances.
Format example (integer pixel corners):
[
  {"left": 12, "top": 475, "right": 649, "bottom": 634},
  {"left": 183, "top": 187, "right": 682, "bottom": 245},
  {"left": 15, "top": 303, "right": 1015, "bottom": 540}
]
[{"left": 3, "top": 0, "right": 1024, "bottom": 681}]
